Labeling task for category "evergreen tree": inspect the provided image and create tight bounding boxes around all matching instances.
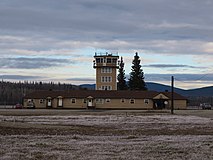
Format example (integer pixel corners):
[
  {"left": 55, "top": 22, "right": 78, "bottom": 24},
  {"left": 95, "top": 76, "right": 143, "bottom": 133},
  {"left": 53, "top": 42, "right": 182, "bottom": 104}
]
[
  {"left": 129, "top": 52, "right": 147, "bottom": 90},
  {"left": 117, "top": 57, "right": 128, "bottom": 90}
]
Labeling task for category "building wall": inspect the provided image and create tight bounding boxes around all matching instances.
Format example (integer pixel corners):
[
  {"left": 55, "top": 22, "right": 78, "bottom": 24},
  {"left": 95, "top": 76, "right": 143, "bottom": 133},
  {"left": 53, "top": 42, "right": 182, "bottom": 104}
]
[
  {"left": 96, "top": 68, "right": 117, "bottom": 90},
  {"left": 169, "top": 100, "right": 187, "bottom": 109},
  {"left": 62, "top": 98, "right": 87, "bottom": 109},
  {"left": 94, "top": 98, "right": 153, "bottom": 109},
  {"left": 24, "top": 98, "right": 187, "bottom": 109}
]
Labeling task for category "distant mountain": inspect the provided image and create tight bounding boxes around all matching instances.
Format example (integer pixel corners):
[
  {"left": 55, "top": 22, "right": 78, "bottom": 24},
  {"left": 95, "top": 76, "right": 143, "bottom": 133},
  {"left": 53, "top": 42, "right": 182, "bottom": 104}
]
[
  {"left": 80, "top": 82, "right": 213, "bottom": 97},
  {"left": 80, "top": 84, "right": 95, "bottom": 90},
  {"left": 181, "top": 86, "right": 213, "bottom": 97},
  {"left": 147, "top": 82, "right": 213, "bottom": 97},
  {"left": 146, "top": 82, "right": 184, "bottom": 93}
]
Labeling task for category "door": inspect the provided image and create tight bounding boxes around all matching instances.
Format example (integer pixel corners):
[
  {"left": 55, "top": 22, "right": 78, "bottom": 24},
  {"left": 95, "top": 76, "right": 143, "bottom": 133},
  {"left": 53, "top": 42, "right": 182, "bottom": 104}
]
[
  {"left": 47, "top": 99, "right": 52, "bottom": 107},
  {"left": 88, "top": 99, "right": 93, "bottom": 107},
  {"left": 58, "top": 98, "right": 63, "bottom": 107},
  {"left": 153, "top": 100, "right": 166, "bottom": 109}
]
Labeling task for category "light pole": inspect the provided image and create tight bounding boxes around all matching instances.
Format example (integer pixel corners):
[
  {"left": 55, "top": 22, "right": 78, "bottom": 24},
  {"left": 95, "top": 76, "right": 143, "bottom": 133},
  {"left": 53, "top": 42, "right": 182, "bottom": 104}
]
[{"left": 171, "top": 76, "right": 174, "bottom": 114}]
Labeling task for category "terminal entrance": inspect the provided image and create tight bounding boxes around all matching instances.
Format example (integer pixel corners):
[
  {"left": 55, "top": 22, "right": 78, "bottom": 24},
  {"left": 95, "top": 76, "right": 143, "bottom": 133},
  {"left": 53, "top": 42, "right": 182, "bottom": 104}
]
[
  {"left": 153, "top": 99, "right": 167, "bottom": 109},
  {"left": 153, "top": 93, "right": 169, "bottom": 109},
  {"left": 87, "top": 96, "right": 95, "bottom": 109}
]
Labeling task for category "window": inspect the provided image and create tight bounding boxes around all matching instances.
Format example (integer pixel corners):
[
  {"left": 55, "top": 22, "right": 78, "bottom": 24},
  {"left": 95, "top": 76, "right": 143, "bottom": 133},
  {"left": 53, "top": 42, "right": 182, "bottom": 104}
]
[
  {"left": 101, "top": 76, "right": 105, "bottom": 82},
  {"left": 103, "top": 58, "right": 106, "bottom": 63},
  {"left": 144, "top": 99, "right": 149, "bottom": 104},
  {"left": 101, "top": 68, "right": 104, "bottom": 73},
  {"left": 71, "top": 98, "right": 76, "bottom": 103},
  {"left": 130, "top": 99, "right": 135, "bottom": 104},
  {"left": 101, "top": 68, "right": 112, "bottom": 73},
  {"left": 105, "top": 99, "right": 111, "bottom": 103},
  {"left": 121, "top": 99, "right": 125, "bottom": 103},
  {"left": 105, "top": 76, "right": 108, "bottom": 82},
  {"left": 101, "top": 76, "right": 112, "bottom": 82},
  {"left": 107, "top": 58, "right": 112, "bottom": 63},
  {"left": 39, "top": 99, "right": 45, "bottom": 104},
  {"left": 108, "top": 77, "right": 111, "bottom": 82},
  {"left": 108, "top": 68, "right": 112, "bottom": 73},
  {"left": 112, "top": 58, "right": 117, "bottom": 63},
  {"left": 96, "top": 99, "right": 104, "bottom": 104},
  {"left": 96, "top": 58, "right": 100, "bottom": 63},
  {"left": 101, "top": 85, "right": 112, "bottom": 90},
  {"left": 83, "top": 99, "right": 87, "bottom": 103}
]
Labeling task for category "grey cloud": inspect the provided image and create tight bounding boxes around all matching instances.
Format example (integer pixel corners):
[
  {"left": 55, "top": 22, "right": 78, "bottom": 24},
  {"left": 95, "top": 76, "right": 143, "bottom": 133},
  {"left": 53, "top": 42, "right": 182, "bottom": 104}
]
[
  {"left": 0, "top": 75, "right": 44, "bottom": 80},
  {"left": 0, "top": 0, "right": 213, "bottom": 42},
  {"left": 143, "top": 64, "right": 206, "bottom": 69},
  {"left": 0, "top": 57, "right": 72, "bottom": 69},
  {"left": 1, "top": 0, "right": 213, "bottom": 88},
  {"left": 145, "top": 74, "right": 213, "bottom": 82}
]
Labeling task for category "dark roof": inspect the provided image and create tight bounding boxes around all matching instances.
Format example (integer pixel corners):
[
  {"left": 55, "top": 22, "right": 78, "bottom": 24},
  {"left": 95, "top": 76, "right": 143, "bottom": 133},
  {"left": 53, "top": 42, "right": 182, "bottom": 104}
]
[{"left": 24, "top": 90, "right": 187, "bottom": 100}]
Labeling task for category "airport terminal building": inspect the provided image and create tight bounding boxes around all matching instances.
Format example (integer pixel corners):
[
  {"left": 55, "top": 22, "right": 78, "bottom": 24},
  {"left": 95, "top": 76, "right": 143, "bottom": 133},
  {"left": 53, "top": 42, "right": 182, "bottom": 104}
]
[{"left": 24, "top": 53, "right": 187, "bottom": 109}]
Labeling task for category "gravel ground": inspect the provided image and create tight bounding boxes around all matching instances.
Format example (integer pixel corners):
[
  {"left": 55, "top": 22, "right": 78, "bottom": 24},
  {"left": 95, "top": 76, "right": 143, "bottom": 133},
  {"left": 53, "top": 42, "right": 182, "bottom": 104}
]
[{"left": 0, "top": 109, "right": 212, "bottom": 160}]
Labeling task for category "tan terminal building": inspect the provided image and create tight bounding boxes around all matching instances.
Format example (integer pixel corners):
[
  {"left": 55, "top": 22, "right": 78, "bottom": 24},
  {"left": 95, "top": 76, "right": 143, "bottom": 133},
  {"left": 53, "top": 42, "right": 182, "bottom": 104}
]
[
  {"left": 24, "top": 90, "right": 187, "bottom": 109},
  {"left": 23, "top": 52, "right": 187, "bottom": 109}
]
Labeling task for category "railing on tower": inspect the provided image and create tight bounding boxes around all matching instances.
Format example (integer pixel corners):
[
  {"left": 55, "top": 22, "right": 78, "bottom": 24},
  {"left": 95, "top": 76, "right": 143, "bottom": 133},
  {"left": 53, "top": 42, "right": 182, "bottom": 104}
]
[{"left": 94, "top": 52, "right": 119, "bottom": 57}]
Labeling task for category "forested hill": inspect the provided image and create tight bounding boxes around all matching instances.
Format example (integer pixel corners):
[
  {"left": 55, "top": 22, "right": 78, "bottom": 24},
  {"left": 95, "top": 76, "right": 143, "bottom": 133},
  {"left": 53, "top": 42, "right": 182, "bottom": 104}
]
[{"left": 0, "top": 81, "right": 79, "bottom": 105}]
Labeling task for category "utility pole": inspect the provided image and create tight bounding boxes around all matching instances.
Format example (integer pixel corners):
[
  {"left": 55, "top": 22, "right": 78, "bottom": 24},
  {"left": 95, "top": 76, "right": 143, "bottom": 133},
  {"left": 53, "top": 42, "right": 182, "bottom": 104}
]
[{"left": 171, "top": 76, "right": 174, "bottom": 114}]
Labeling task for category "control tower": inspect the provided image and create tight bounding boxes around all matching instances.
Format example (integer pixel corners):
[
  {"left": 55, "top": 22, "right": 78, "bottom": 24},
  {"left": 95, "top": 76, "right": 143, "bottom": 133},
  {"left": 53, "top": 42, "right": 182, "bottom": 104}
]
[{"left": 93, "top": 52, "right": 119, "bottom": 90}]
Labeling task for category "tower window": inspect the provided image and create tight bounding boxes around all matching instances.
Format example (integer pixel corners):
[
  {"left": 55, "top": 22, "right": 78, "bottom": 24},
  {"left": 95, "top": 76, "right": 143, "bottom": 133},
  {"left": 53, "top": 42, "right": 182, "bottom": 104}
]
[
  {"left": 96, "top": 58, "right": 100, "bottom": 63},
  {"left": 101, "top": 68, "right": 112, "bottom": 73},
  {"left": 107, "top": 58, "right": 112, "bottom": 63},
  {"left": 101, "top": 76, "right": 112, "bottom": 82},
  {"left": 112, "top": 58, "right": 117, "bottom": 63},
  {"left": 101, "top": 85, "right": 112, "bottom": 90},
  {"left": 101, "top": 76, "right": 105, "bottom": 82},
  {"left": 108, "top": 77, "right": 111, "bottom": 82}
]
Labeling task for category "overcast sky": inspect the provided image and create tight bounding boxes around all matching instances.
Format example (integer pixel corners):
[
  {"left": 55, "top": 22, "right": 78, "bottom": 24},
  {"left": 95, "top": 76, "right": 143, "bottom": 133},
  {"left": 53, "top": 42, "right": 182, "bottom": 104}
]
[{"left": 0, "top": 0, "right": 213, "bottom": 89}]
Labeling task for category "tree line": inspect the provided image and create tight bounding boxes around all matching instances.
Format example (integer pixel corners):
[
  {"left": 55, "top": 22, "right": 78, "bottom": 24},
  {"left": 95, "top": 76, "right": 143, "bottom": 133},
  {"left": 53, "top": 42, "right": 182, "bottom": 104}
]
[
  {"left": 0, "top": 81, "right": 79, "bottom": 105},
  {"left": 117, "top": 52, "right": 147, "bottom": 90}
]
